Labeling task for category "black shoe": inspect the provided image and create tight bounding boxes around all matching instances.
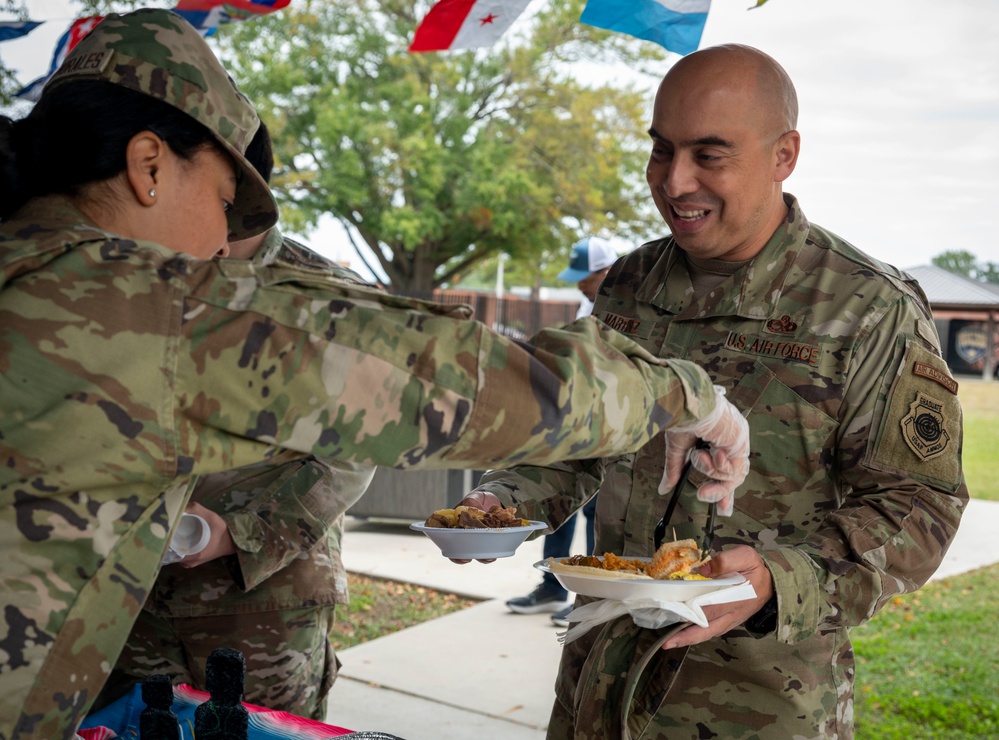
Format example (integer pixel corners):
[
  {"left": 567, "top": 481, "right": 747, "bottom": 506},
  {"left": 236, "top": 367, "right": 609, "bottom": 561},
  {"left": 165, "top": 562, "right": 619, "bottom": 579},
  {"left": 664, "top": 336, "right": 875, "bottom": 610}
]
[{"left": 505, "top": 583, "right": 570, "bottom": 614}]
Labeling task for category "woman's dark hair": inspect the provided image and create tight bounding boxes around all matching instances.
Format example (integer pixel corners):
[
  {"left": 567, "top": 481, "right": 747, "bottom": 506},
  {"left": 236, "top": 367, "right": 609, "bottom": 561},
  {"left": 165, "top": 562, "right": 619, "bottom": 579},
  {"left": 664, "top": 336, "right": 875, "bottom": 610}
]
[
  {"left": 0, "top": 80, "right": 220, "bottom": 220},
  {"left": 243, "top": 120, "right": 273, "bottom": 185}
]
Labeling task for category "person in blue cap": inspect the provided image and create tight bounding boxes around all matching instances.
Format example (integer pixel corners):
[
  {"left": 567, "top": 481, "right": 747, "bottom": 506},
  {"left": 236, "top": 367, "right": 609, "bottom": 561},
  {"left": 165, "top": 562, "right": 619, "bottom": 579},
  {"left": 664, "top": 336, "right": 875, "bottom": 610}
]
[{"left": 505, "top": 236, "right": 619, "bottom": 625}]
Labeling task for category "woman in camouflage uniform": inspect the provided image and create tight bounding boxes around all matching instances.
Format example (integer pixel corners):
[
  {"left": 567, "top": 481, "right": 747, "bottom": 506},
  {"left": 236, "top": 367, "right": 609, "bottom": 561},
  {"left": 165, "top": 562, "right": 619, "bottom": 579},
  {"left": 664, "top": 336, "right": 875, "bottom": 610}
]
[{"left": 0, "top": 10, "right": 746, "bottom": 738}]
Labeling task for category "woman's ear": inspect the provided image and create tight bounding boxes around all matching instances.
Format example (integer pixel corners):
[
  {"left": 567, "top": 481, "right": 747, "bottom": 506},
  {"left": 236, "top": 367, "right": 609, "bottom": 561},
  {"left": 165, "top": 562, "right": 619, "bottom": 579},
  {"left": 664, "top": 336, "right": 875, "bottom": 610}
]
[{"left": 125, "top": 130, "right": 168, "bottom": 207}]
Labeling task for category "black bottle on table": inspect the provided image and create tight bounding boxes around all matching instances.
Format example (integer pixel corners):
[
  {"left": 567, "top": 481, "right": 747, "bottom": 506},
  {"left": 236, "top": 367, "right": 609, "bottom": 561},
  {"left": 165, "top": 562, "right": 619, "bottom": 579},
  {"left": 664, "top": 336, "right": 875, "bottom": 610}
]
[
  {"left": 193, "top": 647, "right": 250, "bottom": 740},
  {"left": 139, "top": 673, "right": 180, "bottom": 740}
]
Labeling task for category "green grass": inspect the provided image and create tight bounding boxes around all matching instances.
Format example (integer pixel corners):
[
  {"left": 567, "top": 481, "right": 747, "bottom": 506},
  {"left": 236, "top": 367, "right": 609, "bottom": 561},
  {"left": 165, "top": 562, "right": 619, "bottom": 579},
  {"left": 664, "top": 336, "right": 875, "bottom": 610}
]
[
  {"left": 853, "top": 563, "right": 999, "bottom": 738},
  {"left": 330, "top": 574, "right": 477, "bottom": 650},
  {"left": 959, "top": 380, "right": 999, "bottom": 501}
]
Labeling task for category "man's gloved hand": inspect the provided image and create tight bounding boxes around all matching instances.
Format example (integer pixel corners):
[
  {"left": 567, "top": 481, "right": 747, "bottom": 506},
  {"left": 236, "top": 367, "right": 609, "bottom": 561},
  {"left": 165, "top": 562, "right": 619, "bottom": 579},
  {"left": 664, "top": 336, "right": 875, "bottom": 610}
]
[{"left": 658, "top": 386, "right": 750, "bottom": 516}]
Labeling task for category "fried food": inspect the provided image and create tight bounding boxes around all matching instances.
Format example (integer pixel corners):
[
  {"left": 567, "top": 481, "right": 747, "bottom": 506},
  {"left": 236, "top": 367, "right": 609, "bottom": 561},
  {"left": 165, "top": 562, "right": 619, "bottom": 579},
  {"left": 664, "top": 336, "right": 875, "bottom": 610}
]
[
  {"left": 646, "top": 538, "right": 711, "bottom": 580},
  {"left": 423, "top": 505, "right": 529, "bottom": 529},
  {"left": 549, "top": 539, "right": 711, "bottom": 581},
  {"left": 424, "top": 509, "right": 458, "bottom": 528},
  {"left": 601, "top": 552, "right": 647, "bottom": 574}
]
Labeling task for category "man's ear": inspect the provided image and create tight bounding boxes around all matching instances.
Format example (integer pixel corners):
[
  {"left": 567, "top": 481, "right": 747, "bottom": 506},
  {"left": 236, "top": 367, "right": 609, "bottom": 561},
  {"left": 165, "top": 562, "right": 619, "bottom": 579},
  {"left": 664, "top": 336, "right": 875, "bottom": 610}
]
[
  {"left": 125, "top": 131, "right": 168, "bottom": 207},
  {"left": 773, "top": 130, "right": 800, "bottom": 183}
]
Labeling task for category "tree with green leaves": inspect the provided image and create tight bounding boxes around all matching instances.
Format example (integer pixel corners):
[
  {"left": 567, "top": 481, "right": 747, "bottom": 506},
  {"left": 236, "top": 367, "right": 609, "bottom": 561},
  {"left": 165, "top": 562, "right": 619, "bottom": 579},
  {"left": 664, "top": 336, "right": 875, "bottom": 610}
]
[
  {"left": 932, "top": 249, "right": 999, "bottom": 284},
  {"left": 215, "top": 0, "right": 666, "bottom": 293}
]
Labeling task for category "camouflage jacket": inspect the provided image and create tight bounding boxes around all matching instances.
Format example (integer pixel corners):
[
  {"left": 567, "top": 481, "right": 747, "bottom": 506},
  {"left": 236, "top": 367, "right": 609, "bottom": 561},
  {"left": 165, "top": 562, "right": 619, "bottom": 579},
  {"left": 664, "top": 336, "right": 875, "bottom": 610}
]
[
  {"left": 148, "top": 232, "right": 376, "bottom": 616},
  {"left": 0, "top": 196, "right": 717, "bottom": 738},
  {"left": 475, "top": 196, "right": 968, "bottom": 739},
  {"left": 148, "top": 452, "right": 374, "bottom": 616}
]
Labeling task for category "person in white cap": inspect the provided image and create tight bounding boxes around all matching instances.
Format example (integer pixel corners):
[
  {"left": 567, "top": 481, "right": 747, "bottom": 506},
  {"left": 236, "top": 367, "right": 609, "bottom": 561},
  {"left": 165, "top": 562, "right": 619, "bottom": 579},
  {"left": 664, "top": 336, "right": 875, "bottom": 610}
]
[
  {"left": 505, "top": 236, "right": 619, "bottom": 624},
  {"left": 558, "top": 236, "right": 619, "bottom": 318}
]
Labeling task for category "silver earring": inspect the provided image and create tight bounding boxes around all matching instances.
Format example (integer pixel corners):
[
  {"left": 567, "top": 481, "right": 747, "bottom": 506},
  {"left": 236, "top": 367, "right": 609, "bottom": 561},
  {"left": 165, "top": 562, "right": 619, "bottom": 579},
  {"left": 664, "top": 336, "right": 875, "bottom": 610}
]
[{"left": 148, "top": 188, "right": 156, "bottom": 198}]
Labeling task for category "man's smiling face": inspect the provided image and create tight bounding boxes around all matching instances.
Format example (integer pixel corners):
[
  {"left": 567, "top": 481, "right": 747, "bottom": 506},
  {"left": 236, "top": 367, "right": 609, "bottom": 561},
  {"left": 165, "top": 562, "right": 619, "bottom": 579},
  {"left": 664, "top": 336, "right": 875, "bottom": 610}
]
[{"left": 645, "top": 47, "right": 799, "bottom": 262}]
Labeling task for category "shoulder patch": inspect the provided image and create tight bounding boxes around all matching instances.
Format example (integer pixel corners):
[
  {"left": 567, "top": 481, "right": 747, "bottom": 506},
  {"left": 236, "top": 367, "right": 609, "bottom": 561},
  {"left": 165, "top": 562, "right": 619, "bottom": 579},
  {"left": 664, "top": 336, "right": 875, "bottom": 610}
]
[
  {"left": 900, "top": 391, "right": 951, "bottom": 461},
  {"left": 912, "top": 360, "right": 958, "bottom": 395},
  {"left": 869, "top": 339, "right": 963, "bottom": 491}
]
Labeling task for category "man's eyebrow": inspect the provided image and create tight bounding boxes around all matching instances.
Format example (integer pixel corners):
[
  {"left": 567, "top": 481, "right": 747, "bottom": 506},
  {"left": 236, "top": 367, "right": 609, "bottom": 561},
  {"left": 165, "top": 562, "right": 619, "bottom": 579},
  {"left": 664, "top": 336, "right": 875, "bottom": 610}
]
[{"left": 647, "top": 127, "right": 734, "bottom": 149}]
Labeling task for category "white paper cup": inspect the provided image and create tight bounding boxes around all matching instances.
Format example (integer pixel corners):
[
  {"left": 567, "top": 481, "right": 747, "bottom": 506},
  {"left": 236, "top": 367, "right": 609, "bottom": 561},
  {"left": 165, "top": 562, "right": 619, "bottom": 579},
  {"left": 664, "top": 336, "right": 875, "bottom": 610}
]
[{"left": 161, "top": 513, "right": 211, "bottom": 564}]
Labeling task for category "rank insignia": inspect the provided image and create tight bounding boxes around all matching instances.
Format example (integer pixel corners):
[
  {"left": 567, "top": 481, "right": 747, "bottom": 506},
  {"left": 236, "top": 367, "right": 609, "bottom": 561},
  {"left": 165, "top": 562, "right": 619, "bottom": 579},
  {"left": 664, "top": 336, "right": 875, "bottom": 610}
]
[
  {"left": 765, "top": 314, "right": 798, "bottom": 334},
  {"left": 900, "top": 391, "right": 951, "bottom": 461}
]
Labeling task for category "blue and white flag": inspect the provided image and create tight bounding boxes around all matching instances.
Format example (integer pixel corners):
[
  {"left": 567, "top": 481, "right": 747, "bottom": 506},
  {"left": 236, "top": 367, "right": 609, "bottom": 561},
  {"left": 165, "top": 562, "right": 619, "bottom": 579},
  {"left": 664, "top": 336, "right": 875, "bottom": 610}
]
[
  {"left": 0, "top": 20, "right": 43, "bottom": 43},
  {"left": 580, "top": 0, "right": 710, "bottom": 56}
]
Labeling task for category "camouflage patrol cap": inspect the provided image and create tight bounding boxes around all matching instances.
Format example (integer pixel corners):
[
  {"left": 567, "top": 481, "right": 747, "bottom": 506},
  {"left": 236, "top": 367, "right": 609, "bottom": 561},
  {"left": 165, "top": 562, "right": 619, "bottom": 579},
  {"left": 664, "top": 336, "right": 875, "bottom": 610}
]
[{"left": 44, "top": 8, "right": 277, "bottom": 241}]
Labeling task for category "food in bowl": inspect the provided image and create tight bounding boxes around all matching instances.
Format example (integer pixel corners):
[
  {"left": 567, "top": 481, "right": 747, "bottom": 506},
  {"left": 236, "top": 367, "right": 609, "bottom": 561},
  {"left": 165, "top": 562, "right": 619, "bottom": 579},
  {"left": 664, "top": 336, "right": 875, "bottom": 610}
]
[{"left": 423, "top": 504, "right": 530, "bottom": 529}]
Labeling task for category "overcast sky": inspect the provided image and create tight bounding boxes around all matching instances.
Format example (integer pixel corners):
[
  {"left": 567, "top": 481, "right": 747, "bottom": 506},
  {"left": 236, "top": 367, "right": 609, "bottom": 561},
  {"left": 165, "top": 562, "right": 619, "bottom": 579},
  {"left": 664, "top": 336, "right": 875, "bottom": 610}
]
[{"left": 3, "top": 0, "right": 997, "bottom": 276}]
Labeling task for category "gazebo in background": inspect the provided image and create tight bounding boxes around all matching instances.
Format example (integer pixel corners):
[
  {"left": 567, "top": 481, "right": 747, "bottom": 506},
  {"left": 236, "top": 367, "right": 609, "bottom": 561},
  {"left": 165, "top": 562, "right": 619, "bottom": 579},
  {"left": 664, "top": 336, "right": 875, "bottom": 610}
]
[{"left": 906, "top": 265, "right": 999, "bottom": 380}]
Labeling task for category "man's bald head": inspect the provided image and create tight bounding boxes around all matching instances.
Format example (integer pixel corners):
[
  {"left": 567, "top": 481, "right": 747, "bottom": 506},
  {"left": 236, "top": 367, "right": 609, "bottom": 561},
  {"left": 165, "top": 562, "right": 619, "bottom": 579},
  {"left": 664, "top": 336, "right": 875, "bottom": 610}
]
[{"left": 663, "top": 44, "right": 798, "bottom": 142}]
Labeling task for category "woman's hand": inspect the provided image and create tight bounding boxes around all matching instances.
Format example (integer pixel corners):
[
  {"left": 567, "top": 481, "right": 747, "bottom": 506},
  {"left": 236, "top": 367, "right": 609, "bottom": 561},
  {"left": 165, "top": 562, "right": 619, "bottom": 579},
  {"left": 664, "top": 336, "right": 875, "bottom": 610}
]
[{"left": 176, "top": 501, "right": 237, "bottom": 568}]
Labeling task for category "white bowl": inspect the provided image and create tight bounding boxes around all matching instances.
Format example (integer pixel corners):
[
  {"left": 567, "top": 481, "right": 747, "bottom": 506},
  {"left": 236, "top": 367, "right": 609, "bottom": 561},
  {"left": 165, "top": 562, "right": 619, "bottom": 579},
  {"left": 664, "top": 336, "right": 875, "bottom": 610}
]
[{"left": 410, "top": 520, "right": 548, "bottom": 559}]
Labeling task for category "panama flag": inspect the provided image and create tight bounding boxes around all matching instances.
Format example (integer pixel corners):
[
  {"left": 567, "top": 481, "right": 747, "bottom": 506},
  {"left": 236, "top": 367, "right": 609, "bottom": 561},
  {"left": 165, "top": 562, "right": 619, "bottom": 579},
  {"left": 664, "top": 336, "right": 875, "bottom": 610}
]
[
  {"left": 580, "top": 0, "right": 710, "bottom": 56},
  {"left": 409, "top": 0, "right": 533, "bottom": 53},
  {"left": 16, "top": 16, "right": 103, "bottom": 101}
]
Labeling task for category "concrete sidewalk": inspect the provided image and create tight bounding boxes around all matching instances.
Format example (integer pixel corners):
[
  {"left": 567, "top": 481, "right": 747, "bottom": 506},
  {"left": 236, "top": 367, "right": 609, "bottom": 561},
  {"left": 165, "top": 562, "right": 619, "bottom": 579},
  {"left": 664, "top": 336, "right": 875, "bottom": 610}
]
[{"left": 325, "top": 498, "right": 999, "bottom": 739}]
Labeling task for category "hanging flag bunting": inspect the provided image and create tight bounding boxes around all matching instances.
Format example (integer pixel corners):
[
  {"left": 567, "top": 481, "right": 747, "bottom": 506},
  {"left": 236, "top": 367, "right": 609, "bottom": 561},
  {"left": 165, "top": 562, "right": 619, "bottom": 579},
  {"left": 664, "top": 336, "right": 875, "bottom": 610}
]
[
  {"left": 16, "top": 16, "right": 102, "bottom": 101},
  {"left": 172, "top": 0, "right": 292, "bottom": 36},
  {"left": 409, "top": 0, "right": 533, "bottom": 53},
  {"left": 0, "top": 20, "right": 43, "bottom": 43},
  {"left": 579, "top": 0, "right": 710, "bottom": 56}
]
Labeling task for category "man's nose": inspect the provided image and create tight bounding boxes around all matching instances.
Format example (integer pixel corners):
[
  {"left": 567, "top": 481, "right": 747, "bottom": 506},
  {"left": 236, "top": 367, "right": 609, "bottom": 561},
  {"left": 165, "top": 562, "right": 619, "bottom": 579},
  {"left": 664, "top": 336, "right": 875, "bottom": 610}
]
[{"left": 663, "top": 154, "right": 698, "bottom": 198}]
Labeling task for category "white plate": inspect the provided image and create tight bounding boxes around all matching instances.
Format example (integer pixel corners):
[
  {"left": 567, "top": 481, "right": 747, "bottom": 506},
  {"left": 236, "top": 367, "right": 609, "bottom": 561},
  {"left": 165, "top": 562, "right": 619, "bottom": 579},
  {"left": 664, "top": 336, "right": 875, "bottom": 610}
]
[
  {"left": 410, "top": 520, "right": 548, "bottom": 559},
  {"left": 536, "top": 557, "right": 747, "bottom": 601}
]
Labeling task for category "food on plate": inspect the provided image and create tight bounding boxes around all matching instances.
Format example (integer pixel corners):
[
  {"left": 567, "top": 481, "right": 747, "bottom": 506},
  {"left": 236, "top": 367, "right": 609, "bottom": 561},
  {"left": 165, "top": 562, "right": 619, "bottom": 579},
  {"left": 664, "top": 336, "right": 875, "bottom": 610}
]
[
  {"left": 646, "top": 538, "right": 710, "bottom": 579},
  {"left": 423, "top": 505, "right": 530, "bottom": 529},
  {"left": 549, "top": 539, "right": 712, "bottom": 581}
]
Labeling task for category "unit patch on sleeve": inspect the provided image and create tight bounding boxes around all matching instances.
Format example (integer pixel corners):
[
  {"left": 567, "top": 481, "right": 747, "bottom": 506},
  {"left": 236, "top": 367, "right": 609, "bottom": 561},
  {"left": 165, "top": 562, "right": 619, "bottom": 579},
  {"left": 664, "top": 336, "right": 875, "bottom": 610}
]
[
  {"left": 912, "top": 360, "right": 959, "bottom": 395},
  {"left": 900, "top": 391, "right": 951, "bottom": 461}
]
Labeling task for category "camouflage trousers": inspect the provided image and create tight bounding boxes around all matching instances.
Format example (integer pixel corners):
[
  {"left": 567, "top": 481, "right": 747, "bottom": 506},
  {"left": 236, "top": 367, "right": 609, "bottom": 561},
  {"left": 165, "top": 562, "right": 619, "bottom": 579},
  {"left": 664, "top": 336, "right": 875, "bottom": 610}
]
[
  {"left": 547, "top": 606, "right": 854, "bottom": 740},
  {"left": 95, "top": 604, "right": 340, "bottom": 721}
]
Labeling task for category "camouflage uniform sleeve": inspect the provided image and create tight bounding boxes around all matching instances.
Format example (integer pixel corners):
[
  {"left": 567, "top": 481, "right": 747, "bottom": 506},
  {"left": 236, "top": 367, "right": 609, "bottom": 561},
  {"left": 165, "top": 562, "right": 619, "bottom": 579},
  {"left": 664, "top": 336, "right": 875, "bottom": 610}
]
[
  {"left": 179, "top": 260, "right": 721, "bottom": 473},
  {"left": 473, "top": 458, "right": 605, "bottom": 534},
  {"left": 210, "top": 457, "right": 375, "bottom": 591},
  {"left": 759, "top": 295, "right": 968, "bottom": 643}
]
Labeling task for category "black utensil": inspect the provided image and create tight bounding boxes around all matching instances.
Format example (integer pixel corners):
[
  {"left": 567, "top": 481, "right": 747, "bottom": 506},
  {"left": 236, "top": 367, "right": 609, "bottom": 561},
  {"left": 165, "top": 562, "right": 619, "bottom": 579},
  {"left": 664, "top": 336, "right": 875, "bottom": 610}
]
[
  {"left": 653, "top": 439, "right": 710, "bottom": 551},
  {"left": 701, "top": 502, "right": 717, "bottom": 553},
  {"left": 653, "top": 456, "right": 694, "bottom": 550}
]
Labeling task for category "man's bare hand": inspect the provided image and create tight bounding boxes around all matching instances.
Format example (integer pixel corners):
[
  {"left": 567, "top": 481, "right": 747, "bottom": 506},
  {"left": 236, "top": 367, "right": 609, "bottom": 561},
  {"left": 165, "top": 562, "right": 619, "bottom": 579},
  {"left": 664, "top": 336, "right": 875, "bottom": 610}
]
[
  {"left": 448, "top": 492, "right": 502, "bottom": 564},
  {"left": 662, "top": 545, "right": 774, "bottom": 650}
]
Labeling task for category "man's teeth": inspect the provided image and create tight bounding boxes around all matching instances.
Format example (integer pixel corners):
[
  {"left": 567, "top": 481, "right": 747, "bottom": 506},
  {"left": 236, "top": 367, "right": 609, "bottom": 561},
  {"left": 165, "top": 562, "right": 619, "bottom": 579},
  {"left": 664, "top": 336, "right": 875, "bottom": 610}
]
[{"left": 674, "top": 208, "right": 707, "bottom": 220}]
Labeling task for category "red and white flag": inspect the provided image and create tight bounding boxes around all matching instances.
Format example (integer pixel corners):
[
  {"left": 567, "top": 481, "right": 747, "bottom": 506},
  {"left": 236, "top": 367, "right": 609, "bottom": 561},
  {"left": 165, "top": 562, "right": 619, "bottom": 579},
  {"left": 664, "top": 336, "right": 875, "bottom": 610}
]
[
  {"left": 17, "top": 15, "right": 103, "bottom": 101},
  {"left": 409, "top": 0, "right": 533, "bottom": 53}
]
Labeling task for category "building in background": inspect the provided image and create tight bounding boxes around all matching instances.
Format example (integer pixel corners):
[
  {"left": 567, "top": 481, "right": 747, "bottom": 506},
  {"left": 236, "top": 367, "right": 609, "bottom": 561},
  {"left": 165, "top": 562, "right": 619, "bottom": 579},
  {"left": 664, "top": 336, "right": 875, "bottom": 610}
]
[{"left": 907, "top": 265, "right": 999, "bottom": 380}]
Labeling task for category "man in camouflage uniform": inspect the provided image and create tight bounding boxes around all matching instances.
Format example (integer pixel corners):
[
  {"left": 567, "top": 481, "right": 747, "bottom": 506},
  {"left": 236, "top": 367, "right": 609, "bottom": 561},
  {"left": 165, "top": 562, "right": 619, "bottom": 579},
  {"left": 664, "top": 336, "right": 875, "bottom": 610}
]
[
  {"left": 0, "top": 11, "right": 742, "bottom": 739},
  {"left": 464, "top": 44, "right": 968, "bottom": 739}
]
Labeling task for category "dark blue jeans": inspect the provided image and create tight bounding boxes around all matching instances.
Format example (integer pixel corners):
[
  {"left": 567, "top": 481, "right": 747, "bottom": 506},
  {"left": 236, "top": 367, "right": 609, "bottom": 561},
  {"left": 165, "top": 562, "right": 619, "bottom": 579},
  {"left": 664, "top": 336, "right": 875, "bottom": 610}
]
[{"left": 541, "top": 496, "right": 597, "bottom": 598}]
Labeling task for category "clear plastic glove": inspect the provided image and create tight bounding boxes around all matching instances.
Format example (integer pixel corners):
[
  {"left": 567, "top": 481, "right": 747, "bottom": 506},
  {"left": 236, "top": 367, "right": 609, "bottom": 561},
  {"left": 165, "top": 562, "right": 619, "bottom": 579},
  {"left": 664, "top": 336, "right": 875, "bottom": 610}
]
[{"left": 658, "top": 386, "right": 750, "bottom": 516}]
